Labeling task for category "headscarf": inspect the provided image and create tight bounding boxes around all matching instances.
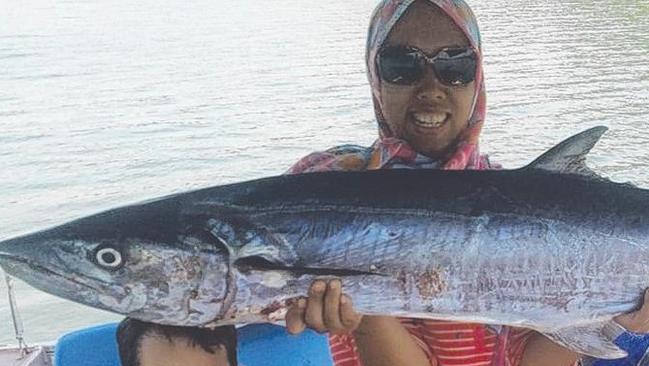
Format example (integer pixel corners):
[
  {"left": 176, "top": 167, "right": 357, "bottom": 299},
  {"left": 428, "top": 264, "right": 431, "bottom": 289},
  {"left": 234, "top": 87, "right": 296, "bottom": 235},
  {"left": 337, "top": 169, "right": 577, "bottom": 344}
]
[{"left": 289, "top": 0, "right": 490, "bottom": 174}]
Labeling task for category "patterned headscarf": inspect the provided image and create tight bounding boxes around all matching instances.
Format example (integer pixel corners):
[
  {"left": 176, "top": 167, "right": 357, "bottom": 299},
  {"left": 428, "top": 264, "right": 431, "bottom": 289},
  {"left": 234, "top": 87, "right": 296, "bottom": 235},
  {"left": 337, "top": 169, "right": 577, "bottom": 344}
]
[
  {"left": 289, "top": 0, "right": 490, "bottom": 174},
  {"left": 367, "top": 0, "right": 487, "bottom": 170}
]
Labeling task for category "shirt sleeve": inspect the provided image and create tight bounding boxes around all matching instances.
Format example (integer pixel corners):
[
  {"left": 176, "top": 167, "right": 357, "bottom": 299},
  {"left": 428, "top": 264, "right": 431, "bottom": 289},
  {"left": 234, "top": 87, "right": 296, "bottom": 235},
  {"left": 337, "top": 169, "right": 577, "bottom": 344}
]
[
  {"left": 506, "top": 327, "right": 536, "bottom": 366},
  {"left": 327, "top": 322, "right": 439, "bottom": 366},
  {"left": 399, "top": 318, "right": 438, "bottom": 365},
  {"left": 506, "top": 328, "right": 581, "bottom": 366},
  {"left": 328, "top": 334, "right": 362, "bottom": 366}
]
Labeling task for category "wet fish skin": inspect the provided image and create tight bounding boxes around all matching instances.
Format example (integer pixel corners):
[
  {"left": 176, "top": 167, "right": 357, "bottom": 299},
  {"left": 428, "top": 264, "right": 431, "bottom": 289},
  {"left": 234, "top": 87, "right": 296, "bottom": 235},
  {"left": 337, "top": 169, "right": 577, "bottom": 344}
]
[
  {"left": 0, "top": 197, "right": 231, "bottom": 325},
  {"left": 0, "top": 126, "right": 646, "bottom": 358}
]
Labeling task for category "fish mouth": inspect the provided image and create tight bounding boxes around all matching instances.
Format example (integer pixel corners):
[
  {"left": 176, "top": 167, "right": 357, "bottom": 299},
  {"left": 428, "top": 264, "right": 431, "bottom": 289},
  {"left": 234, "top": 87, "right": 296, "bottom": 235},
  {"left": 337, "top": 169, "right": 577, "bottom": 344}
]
[{"left": 0, "top": 253, "right": 106, "bottom": 293}]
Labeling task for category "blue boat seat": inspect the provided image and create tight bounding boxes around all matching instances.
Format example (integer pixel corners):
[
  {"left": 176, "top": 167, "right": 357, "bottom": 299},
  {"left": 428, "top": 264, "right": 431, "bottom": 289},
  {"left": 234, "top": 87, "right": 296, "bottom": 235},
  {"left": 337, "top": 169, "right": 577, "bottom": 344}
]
[{"left": 54, "top": 322, "right": 333, "bottom": 366}]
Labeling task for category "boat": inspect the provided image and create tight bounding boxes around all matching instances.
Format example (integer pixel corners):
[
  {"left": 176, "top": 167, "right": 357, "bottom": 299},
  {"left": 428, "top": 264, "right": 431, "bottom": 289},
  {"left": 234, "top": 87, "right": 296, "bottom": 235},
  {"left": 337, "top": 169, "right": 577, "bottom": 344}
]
[{"left": 0, "top": 347, "right": 52, "bottom": 366}]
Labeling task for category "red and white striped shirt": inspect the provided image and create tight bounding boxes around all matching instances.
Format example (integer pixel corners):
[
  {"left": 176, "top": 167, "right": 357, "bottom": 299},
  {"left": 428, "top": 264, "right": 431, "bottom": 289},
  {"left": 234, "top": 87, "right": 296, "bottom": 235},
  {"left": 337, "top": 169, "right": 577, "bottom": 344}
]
[{"left": 329, "top": 319, "right": 533, "bottom": 366}]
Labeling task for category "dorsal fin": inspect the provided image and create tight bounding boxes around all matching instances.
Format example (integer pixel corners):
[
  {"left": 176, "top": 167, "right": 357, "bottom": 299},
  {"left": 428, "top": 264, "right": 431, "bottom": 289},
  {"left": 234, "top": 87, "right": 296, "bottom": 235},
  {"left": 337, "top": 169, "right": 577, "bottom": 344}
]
[{"left": 524, "top": 126, "right": 608, "bottom": 176}]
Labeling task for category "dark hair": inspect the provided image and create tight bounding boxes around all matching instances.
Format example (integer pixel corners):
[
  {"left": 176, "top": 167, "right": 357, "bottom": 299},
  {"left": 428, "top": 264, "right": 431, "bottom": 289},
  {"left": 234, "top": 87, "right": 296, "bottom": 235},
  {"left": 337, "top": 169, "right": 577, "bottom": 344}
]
[{"left": 116, "top": 318, "right": 237, "bottom": 366}]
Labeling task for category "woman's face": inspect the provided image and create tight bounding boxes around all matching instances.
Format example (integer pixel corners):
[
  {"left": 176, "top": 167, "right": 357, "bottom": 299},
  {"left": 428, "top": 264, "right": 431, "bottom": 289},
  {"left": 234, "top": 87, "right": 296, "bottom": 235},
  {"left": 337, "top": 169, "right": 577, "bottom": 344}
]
[{"left": 379, "top": 1, "right": 477, "bottom": 159}]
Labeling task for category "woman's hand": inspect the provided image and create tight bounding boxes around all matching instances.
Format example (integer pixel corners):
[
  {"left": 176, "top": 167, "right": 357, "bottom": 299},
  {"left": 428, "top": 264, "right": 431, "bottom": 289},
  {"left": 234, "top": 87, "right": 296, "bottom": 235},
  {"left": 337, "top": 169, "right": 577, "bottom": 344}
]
[
  {"left": 285, "top": 279, "right": 431, "bottom": 366},
  {"left": 614, "top": 289, "right": 649, "bottom": 333},
  {"left": 285, "top": 279, "right": 363, "bottom": 335}
]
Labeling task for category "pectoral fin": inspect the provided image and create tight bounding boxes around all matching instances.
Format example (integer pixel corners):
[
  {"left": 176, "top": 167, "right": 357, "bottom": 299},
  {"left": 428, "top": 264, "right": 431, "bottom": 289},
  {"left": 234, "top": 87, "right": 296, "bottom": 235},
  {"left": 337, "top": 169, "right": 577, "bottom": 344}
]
[
  {"left": 205, "top": 217, "right": 297, "bottom": 266},
  {"left": 543, "top": 320, "right": 626, "bottom": 359}
]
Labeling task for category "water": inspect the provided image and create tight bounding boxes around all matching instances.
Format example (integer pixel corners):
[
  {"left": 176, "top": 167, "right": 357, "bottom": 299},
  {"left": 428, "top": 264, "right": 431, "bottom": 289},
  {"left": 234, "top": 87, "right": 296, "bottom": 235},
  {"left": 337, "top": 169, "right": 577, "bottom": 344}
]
[{"left": 0, "top": 0, "right": 647, "bottom": 345}]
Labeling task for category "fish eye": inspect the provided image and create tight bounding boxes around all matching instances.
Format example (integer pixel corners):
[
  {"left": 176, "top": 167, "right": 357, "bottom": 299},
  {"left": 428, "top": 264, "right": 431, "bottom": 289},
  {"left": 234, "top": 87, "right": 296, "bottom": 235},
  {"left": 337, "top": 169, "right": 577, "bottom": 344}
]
[{"left": 95, "top": 247, "right": 123, "bottom": 269}]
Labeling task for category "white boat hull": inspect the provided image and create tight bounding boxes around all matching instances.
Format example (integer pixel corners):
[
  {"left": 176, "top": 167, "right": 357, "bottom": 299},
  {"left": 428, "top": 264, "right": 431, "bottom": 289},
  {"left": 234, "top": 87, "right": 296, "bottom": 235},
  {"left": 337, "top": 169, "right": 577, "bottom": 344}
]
[{"left": 0, "top": 347, "right": 52, "bottom": 366}]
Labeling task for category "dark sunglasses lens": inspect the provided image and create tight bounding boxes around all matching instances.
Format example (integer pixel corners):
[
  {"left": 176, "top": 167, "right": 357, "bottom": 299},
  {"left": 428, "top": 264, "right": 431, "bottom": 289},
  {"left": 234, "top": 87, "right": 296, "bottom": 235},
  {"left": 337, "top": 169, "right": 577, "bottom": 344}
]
[
  {"left": 378, "top": 48, "right": 423, "bottom": 85},
  {"left": 434, "top": 49, "right": 477, "bottom": 86}
]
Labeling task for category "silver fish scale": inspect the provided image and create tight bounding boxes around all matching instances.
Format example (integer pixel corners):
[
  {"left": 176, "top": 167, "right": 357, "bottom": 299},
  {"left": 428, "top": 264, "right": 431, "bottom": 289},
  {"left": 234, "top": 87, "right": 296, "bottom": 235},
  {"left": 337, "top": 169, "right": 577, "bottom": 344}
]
[
  {"left": 249, "top": 206, "right": 649, "bottom": 330},
  {"left": 435, "top": 213, "right": 649, "bottom": 328},
  {"left": 254, "top": 209, "right": 469, "bottom": 270}
]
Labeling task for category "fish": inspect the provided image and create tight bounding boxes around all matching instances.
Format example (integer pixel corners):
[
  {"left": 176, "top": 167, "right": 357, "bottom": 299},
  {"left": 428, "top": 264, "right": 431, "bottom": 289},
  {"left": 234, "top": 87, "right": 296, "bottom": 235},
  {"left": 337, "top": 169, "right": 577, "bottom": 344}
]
[{"left": 0, "top": 126, "right": 647, "bottom": 359}]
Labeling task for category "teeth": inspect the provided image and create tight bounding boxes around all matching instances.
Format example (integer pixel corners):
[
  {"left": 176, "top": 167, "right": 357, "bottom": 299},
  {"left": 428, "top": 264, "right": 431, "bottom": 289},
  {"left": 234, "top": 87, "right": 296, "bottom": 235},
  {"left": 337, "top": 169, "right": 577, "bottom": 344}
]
[{"left": 412, "top": 112, "right": 448, "bottom": 128}]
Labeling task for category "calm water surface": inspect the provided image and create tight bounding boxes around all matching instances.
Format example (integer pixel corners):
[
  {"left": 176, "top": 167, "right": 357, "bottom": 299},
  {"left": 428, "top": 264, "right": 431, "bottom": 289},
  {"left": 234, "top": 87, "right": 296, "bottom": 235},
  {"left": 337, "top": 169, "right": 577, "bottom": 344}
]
[{"left": 0, "top": 0, "right": 648, "bottom": 344}]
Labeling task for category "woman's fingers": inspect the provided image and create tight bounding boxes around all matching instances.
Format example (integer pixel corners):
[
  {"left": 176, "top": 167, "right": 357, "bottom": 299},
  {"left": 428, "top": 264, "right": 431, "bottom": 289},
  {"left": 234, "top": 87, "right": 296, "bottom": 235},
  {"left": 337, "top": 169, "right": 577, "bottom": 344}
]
[
  {"left": 290, "top": 279, "right": 362, "bottom": 334},
  {"left": 340, "top": 295, "right": 363, "bottom": 330},
  {"left": 638, "top": 289, "right": 649, "bottom": 321},
  {"left": 323, "top": 280, "right": 345, "bottom": 333},
  {"left": 305, "top": 281, "right": 328, "bottom": 333},
  {"left": 615, "top": 288, "right": 649, "bottom": 333},
  {"left": 285, "top": 298, "right": 307, "bottom": 335}
]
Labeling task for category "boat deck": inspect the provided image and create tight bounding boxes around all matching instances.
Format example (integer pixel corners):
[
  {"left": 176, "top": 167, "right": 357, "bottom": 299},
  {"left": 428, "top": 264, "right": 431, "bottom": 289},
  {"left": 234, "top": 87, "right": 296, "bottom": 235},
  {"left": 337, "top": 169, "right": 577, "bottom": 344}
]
[{"left": 0, "top": 347, "right": 52, "bottom": 366}]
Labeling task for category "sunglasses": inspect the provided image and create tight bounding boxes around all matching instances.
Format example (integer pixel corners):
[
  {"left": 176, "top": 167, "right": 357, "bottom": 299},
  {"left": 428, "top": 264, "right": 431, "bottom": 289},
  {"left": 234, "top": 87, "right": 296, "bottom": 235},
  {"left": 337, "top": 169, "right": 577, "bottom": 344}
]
[{"left": 378, "top": 46, "right": 478, "bottom": 87}]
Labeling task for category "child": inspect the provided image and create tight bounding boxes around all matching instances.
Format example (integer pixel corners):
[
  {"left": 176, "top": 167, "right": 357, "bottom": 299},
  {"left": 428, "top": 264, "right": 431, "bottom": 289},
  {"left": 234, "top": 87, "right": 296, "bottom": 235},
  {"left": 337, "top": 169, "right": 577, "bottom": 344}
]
[{"left": 116, "top": 317, "right": 237, "bottom": 366}]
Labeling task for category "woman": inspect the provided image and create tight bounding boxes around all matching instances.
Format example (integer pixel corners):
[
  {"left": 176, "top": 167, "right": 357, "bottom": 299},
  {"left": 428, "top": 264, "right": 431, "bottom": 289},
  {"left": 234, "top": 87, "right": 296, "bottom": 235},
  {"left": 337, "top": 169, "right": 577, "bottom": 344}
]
[{"left": 285, "top": 1, "right": 649, "bottom": 365}]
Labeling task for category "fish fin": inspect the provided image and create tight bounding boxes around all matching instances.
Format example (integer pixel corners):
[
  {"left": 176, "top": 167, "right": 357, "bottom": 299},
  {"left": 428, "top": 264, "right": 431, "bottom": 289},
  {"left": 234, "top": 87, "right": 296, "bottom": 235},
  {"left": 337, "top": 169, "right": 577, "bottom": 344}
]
[
  {"left": 524, "top": 126, "right": 607, "bottom": 177},
  {"left": 205, "top": 217, "right": 298, "bottom": 266},
  {"left": 543, "top": 320, "right": 626, "bottom": 359}
]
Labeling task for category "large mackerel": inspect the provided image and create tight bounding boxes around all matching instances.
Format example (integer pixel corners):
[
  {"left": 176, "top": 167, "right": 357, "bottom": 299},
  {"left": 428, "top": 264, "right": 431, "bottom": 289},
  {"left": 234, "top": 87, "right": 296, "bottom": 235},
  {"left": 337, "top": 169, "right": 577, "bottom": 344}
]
[{"left": 0, "top": 127, "right": 646, "bottom": 358}]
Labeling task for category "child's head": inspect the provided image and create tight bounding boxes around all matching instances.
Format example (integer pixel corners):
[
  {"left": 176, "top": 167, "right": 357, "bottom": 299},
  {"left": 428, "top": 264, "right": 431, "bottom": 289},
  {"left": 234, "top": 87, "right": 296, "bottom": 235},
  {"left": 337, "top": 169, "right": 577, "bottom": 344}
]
[
  {"left": 366, "top": 0, "right": 485, "bottom": 165},
  {"left": 116, "top": 318, "right": 238, "bottom": 366}
]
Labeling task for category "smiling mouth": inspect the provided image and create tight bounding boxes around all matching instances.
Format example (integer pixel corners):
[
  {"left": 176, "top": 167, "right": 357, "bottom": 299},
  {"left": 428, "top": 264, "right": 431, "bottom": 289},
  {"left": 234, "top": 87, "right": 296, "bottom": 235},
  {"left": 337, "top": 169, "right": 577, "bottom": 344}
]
[{"left": 411, "top": 112, "right": 449, "bottom": 129}]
